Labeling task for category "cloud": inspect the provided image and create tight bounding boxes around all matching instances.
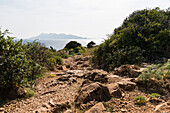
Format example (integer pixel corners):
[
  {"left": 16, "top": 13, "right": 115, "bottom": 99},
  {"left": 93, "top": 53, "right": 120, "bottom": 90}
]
[{"left": 0, "top": 0, "right": 169, "bottom": 38}]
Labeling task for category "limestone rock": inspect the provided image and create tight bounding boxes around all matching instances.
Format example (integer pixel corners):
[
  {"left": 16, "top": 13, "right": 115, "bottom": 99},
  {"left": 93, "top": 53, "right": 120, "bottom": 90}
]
[
  {"left": 107, "top": 83, "right": 124, "bottom": 98},
  {"left": 114, "top": 64, "right": 141, "bottom": 77},
  {"left": 80, "top": 79, "right": 93, "bottom": 87},
  {"left": 75, "top": 82, "right": 111, "bottom": 105},
  {"left": 53, "top": 101, "right": 70, "bottom": 113},
  {"left": 84, "top": 70, "right": 108, "bottom": 83},
  {"left": 107, "top": 75, "right": 122, "bottom": 84},
  {"left": 85, "top": 102, "right": 107, "bottom": 113},
  {"left": 117, "top": 81, "right": 136, "bottom": 91}
]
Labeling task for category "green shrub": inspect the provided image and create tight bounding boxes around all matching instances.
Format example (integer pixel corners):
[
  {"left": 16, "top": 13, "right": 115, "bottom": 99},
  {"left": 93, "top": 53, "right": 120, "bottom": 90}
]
[
  {"left": 93, "top": 46, "right": 144, "bottom": 70},
  {"left": 64, "top": 41, "right": 81, "bottom": 49},
  {"left": 138, "top": 59, "right": 170, "bottom": 83},
  {"left": 87, "top": 41, "right": 96, "bottom": 48},
  {"left": 134, "top": 96, "right": 147, "bottom": 104},
  {"left": 0, "top": 29, "right": 33, "bottom": 92},
  {"left": 25, "top": 88, "right": 35, "bottom": 98},
  {"left": 0, "top": 28, "right": 63, "bottom": 97},
  {"left": 92, "top": 7, "right": 170, "bottom": 71},
  {"left": 148, "top": 93, "right": 161, "bottom": 98}
]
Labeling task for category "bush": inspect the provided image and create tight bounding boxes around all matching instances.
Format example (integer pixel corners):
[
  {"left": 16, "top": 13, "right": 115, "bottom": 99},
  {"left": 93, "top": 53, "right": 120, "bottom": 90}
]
[
  {"left": 134, "top": 96, "right": 147, "bottom": 104},
  {"left": 0, "top": 28, "right": 63, "bottom": 97},
  {"left": 87, "top": 41, "right": 96, "bottom": 48},
  {"left": 0, "top": 29, "right": 34, "bottom": 92},
  {"left": 138, "top": 59, "right": 170, "bottom": 83},
  {"left": 92, "top": 7, "right": 170, "bottom": 71},
  {"left": 148, "top": 93, "right": 161, "bottom": 98},
  {"left": 64, "top": 41, "right": 81, "bottom": 49}
]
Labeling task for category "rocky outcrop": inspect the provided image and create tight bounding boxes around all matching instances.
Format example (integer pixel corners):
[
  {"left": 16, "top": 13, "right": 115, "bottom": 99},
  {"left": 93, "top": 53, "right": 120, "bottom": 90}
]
[
  {"left": 53, "top": 101, "right": 70, "bottom": 113},
  {"left": 85, "top": 102, "right": 107, "bottom": 113},
  {"left": 107, "top": 83, "right": 124, "bottom": 98},
  {"left": 75, "top": 82, "right": 111, "bottom": 105},
  {"left": 114, "top": 65, "right": 141, "bottom": 77},
  {"left": 117, "top": 80, "right": 136, "bottom": 91},
  {"left": 107, "top": 75, "right": 122, "bottom": 84},
  {"left": 84, "top": 70, "right": 108, "bottom": 83}
]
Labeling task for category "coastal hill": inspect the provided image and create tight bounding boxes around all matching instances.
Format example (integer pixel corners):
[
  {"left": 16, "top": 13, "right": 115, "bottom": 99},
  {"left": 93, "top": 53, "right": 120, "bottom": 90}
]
[{"left": 30, "top": 33, "right": 87, "bottom": 40}]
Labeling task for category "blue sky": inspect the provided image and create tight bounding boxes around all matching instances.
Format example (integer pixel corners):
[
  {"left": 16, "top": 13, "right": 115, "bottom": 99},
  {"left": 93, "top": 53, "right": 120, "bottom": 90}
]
[{"left": 0, "top": 0, "right": 169, "bottom": 39}]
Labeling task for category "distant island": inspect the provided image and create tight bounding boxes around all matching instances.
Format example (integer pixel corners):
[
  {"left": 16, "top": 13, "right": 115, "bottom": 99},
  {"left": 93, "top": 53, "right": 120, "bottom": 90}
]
[{"left": 30, "top": 33, "right": 87, "bottom": 40}]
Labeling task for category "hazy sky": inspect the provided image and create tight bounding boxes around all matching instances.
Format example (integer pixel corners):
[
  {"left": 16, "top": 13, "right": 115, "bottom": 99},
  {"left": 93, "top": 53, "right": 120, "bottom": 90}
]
[{"left": 0, "top": 0, "right": 169, "bottom": 39}]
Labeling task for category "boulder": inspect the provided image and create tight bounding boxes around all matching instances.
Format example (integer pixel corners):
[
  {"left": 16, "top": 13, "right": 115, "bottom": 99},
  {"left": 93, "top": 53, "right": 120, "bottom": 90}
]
[
  {"left": 85, "top": 102, "right": 107, "bottom": 113},
  {"left": 75, "top": 82, "right": 111, "bottom": 105},
  {"left": 114, "top": 64, "right": 141, "bottom": 77},
  {"left": 107, "top": 75, "right": 122, "bottom": 83},
  {"left": 53, "top": 101, "right": 70, "bottom": 113},
  {"left": 117, "top": 81, "right": 136, "bottom": 91},
  {"left": 107, "top": 83, "right": 123, "bottom": 98},
  {"left": 58, "top": 65, "right": 67, "bottom": 70},
  {"left": 84, "top": 70, "right": 108, "bottom": 83},
  {"left": 80, "top": 79, "right": 93, "bottom": 87}
]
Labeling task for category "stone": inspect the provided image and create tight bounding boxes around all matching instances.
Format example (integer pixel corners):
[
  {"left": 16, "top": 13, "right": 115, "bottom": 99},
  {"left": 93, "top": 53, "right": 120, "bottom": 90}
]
[
  {"left": 61, "top": 66, "right": 67, "bottom": 70},
  {"left": 57, "top": 75, "right": 71, "bottom": 81},
  {"left": 57, "top": 65, "right": 67, "bottom": 70},
  {"left": 111, "top": 89, "right": 123, "bottom": 98},
  {"left": 49, "top": 99, "right": 55, "bottom": 107},
  {"left": 117, "top": 81, "right": 136, "bottom": 91},
  {"left": 80, "top": 101, "right": 96, "bottom": 110},
  {"left": 56, "top": 72, "right": 65, "bottom": 76},
  {"left": 129, "top": 69, "right": 141, "bottom": 78},
  {"left": 64, "top": 109, "right": 73, "bottom": 113},
  {"left": 69, "top": 77, "right": 77, "bottom": 83},
  {"left": 85, "top": 102, "right": 107, "bottom": 113},
  {"left": 114, "top": 64, "right": 141, "bottom": 77},
  {"left": 77, "top": 61, "right": 84, "bottom": 65},
  {"left": 107, "top": 83, "right": 119, "bottom": 91},
  {"left": 107, "top": 83, "right": 125, "bottom": 98},
  {"left": 107, "top": 75, "right": 122, "bottom": 84},
  {"left": 53, "top": 101, "right": 70, "bottom": 113},
  {"left": 81, "top": 63, "right": 89, "bottom": 67},
  {"left": 84, "top": 71, "right": 108, "bottom": 83},
  {"left": 80, "top": 79, "right": 93, "bottom": 87},
  {"left": 75, "top": 82, "right": 111, "bottom": 105},
  {"left": 42, "top": 103, "right": 51, "bottom": 109},
  {"left": 121, "top": 109, "right": 127, "bottom": 112},
  {"left": 73, "top": 74, "right": 84, "bottom": 78},
  {"left": 154, "top": 101, "right": 170, "bottom": 112}
]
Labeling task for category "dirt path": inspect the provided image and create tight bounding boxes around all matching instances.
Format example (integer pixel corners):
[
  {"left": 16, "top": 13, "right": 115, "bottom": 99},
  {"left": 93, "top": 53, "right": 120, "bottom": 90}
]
[{"left": 2, "top": 55, "right": 170, "bottom": 113}]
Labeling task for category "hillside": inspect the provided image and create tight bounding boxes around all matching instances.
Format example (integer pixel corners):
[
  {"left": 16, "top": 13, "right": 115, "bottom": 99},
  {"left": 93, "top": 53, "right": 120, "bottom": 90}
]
[{"left": 30, "top": 33, "right": 87, "bottom": 40}]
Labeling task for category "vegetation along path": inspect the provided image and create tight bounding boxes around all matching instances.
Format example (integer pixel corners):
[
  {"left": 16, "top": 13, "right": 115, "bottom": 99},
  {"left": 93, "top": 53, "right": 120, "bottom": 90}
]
[{"left": 1, "top": 55, "right": 170, "bottom": 113}]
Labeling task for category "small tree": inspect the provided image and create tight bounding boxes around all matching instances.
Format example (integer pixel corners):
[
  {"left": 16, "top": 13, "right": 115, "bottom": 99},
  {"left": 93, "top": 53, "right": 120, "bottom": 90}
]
[
  {"left": 87, "top": 41, "right": 96, "bottom": 48},
  {"left": 64, "top": 41, "right": 82, "bottom": 49}
]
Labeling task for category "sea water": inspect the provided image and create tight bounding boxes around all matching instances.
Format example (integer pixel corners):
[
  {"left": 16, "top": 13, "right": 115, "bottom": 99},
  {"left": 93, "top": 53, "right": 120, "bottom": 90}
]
[{"left": 17, "top": 38, "right": 104, "bottom": 50}]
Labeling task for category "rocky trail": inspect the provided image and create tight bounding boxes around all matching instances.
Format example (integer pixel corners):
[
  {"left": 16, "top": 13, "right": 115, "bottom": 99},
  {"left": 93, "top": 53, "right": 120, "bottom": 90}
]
[{"left": 1, "top": 55, "right": 170, "bottom": 113}]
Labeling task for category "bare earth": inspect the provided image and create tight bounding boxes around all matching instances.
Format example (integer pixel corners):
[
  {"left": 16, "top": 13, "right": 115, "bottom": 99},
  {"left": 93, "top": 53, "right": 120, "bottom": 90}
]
[{"left": 1, "top": 55, "right": 170, "bottom": 113}]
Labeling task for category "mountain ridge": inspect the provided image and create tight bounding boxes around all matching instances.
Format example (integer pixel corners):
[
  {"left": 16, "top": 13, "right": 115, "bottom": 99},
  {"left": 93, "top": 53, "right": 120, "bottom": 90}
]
[{"left": 30, "top": 33, "right": 87, "bottom": 40}]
